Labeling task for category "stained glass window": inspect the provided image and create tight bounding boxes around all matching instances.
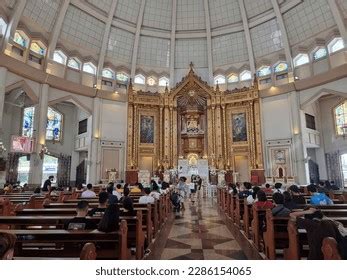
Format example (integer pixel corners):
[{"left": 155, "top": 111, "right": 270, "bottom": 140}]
[
  {"left": 274, "top": 62, "right": 288, "bottom": 73},
  {"left": 30, "top": 42, "right": 46, "bottom": 56},
  {"left": 240, "top": 70, "right": 252, "bottom": 81},
  {"left": 83, "top": 63, "right": 96, "bottom": 75},
  {"left": 159, "top": 77, "right": 169, "bottom": 87},
  {"left": 13, "top": 31, "right": 28, "bottom": 48},
  {"left": 313, "top": 48, "right": 327, "bottom": 61},
  {"left": 293, "top": 54, "right": 309, "bottom": 67},
  {"left": 228, "top": 74, "right": 239, "bottom": 83},
  {"left": 328, "top": 38, "right": 344, "bottom": 54},
  {"left": 102, "top": 68, "right": 115, "bottom": 79},
  {"left": 134, "top": 74, "right": 145, "bottom": 84},
  {"left": 116, "top": 72, "right": 129, "bottom": 83},
  {"left": 53, "top": 50, "right": 67, "bottom": 65},
  {"left": 22, "top": 107, "right": 35, "bottom": 138},
  {"left": 67, "top": 58, "right": 81, "bottom": 70},
  {"left": 257, "top": 66, "right": 271, "bottom": 77},
  {"left": 147, "top": 77, "right": 156, "bottom": 86},
  {"left": 335, "top": 101, "right": 347, "bottom": 136},
  {"left": 46, "top": 107, "right": 63, "bottom": 141},
  {"left": 214, "top": 75, "right": 226, "bottom": 85}
]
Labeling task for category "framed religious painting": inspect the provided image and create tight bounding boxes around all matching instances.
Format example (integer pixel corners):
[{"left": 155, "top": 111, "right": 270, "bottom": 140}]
[
  {"left": 140, "top": 115, "right": 155, "bottom": 144},
  {"left": 232, "top": 112, "right": 248, "bottom": 142}
]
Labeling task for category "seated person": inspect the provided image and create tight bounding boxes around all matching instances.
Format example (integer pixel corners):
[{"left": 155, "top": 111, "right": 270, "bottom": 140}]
[
  {"left": 0, "top": 232, "right": 16, "bottom": 260},
  {"left": 307, "top": 184, "right": 333, "bottom": 205},
  {"left": 150, "top": 182, "right": 161, "bottom": 200},
  {"left": 88, "top": 192, "right": 108, "bottom": 217},
  {"left": 106, "top": 183, "right": 118, "bottom": 204},
  {"left": 246, "top": 186, "right": 260, "bottom": 205},
  {"left": 32, "top": 187, "right": 41, "bottom": 196},
  {"left": 139, "top": 188, "right": 155, "bottom": 204},
  {"left": 288, "top": 185, "right": 306, "bottom": 205},
  {"left": 161, "top": 182, "right": 170, "bottom": 194},
  {"left": 131, "top": 182, "right": 143, "bottom": 194},
  {"left": 81, "top": 183, "right": 96, "bottom": 198},
  {"left": 113, "top": 184, "right": 123, "bottom": 200},
  {"left": 228, "top": 183, "right": 238, "bottom": 196},
  {"left": 121, "top": 195, "right": 136, "bottom": 216},
  {"left": 238, "top": 182, "right": 252, "bottom": 198},
  {"left": 254, "top": 190, "right": 273, "bottom": 208},
  {"left": 290, "top": 208, "right": 346, "bottom": 260},
  {"left": 273, "top": 182, "right": 284, "bottom": 194},
  {"left": 263, "top": 183, "right": 273, "bottom": 194},
  {"left": 272, "top": 192, "right": 291, "bottom": 217},
  {"left": 119, "top": 187, "right": 130, "bottom": 203},
  {"left": 64, "top": 201, "right": 97, "bottom": 230},
  {"left": 97, "top": 204, "right": 120, "bottom": 232},
  {"left": 283, "top": 191, "right": 298, "bottom": 210}
]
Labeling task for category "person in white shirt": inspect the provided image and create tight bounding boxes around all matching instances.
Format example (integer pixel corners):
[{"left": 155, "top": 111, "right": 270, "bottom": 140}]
[
  {"left": 150, "top": 181, "right": 161, "bottom": 200},
  {"left": 81, "top": 183, "right": 96, "bottom": 198},
  {"left": 113, "top": 184, "right": 122, "bottom": 200},
  {"left": 139, "top": 188, "right": 155, "bottom": 204}
]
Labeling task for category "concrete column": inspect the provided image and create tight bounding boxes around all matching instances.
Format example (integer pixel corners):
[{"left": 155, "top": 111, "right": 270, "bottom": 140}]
[
  {"left": 87, "top": 97, "right": 101, "bottom": 184},
  {"left": 0, "top": 67, "right": 8, "bottom": 137},
  {"left": 29, "top": 84, "right": 49, "bottom": 185},
  {"left": 289, "top": 91, "right": 308, "bottom": 185}
]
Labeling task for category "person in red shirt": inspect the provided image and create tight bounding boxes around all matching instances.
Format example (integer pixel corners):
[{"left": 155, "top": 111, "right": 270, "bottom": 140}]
[
  {"left": 263, "top": 183, "right": 273, "bottom": 194},
  {"left": 254, "top": 190, "right": 273, "bottom": 208}
]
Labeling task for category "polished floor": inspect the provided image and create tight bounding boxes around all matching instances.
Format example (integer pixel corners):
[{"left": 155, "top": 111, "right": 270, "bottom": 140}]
[{"left": 156, "top": 194, "right": 247, "bottom": 260}]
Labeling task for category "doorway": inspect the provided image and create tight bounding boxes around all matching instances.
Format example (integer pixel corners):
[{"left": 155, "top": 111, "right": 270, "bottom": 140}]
[
  {"left": 17, "top": 155, "right": 30, "bottom": 184},
  {"left": 42, "top": 154, "right": 58, "bottom": 185},
  {"left": 234, "top": 155, "right": 249, "bottom": 183}
]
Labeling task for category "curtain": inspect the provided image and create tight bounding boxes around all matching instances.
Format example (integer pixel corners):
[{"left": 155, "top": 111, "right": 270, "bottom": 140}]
[
  {"left": 6, "top": 153, "right": 21, "bottom": 184},
  {"left": 57, "top": 154, "right": 71, "bottom": 187},
  {"left": 326, "top": 152, "right": 343, "bottom": 188}
]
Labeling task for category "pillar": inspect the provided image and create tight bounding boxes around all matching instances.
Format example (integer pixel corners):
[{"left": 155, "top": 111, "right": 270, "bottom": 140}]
[
  {"left": 0, "top": 67, "right": 7, "bottom": 137},
  {"left": 29, "top": 84, "right": 49, "bottom": 185},
  {"left": 87, "top": 97, "right": 101, "bottom": 184}
]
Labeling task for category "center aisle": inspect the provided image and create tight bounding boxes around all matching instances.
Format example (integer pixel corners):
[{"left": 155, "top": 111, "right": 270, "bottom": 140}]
[{"left": 153, "top": 194, "right": 247, "bottom": 260}]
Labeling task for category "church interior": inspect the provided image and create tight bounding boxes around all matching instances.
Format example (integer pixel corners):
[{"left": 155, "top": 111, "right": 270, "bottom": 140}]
[{"left": 0, "top": 0, "right": 347, "bottom": 261}]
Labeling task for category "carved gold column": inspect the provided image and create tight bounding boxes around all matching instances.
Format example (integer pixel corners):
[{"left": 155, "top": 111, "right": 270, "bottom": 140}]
[
  {"left": 249, "top": 100, "right": 256, "bottom": 169},
  {"left": 215, "top": 104, "right": 223, "bottom": 165},
  {"left": 126, "top": 104, "right": 134, "bottom": 169},
  {"left": 222, "top": 104, "right": 228, "bottom": 167},
  {"left": 163, "top": 104, "right": 170, "bottom": 168},
  {"left": 207, "top": 102, "right": 213, "bottom": 166},
  {"left": 133, "top": 104, "right": 138, "bottom": 168},
  {"left": 172, "top": 106, "right": 178, "bottom": 167},
  {"left": 159, "top": 106, "right": 163, "bottom": 166},
  {"left": 169, "top": 106, "right": 174, "bottom": 167},
  {"left": 254, "top": 98, "right": 264, "bottom": 168}
]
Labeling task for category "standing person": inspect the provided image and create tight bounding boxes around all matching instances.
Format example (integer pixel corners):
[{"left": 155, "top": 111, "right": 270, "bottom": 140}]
[
  {"left": 42, "top": 176, "right": 54, "bottom": 192},
  {"left": 81, "top": 183, "right": 96, "bottom": 198},
  {"left": 178, "top": 177, "right": 188, "bottom": 210}
]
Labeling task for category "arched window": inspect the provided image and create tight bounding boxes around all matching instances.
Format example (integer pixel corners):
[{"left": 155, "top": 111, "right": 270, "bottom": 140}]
[
  {"left": 293, "top": 53, "right": 309, "bottom": 67},
  {"left": 334, "top": 101, "right": 347, "bottom": 136},
  {"left": 147, "top": 77, "right": 156, "bottom": 86},
  {"left": 46, "top": 107, "right": 63, "bottom": 141},
  {"left": 0, "top": 17, "right": 7, "bottom": 36},
  {"left": 328, "top": 38, "right": 345, "bottom": 54},
  {"left": 158, "top": 77, "right": 169, "bottom": 87},
  {"left": 240, "top": 70, "right": 252, "bottom": 81},
  {"left": 13, "top": 30, "right": 29, "bottom": 48},
  {"left": 313, "top": 48, "right": 327, "bottom": 61},
  {"left": 30, "top": 41, "right": 46, "bottom": 56},
  {"left": 67, "top": 57, "right": 81, "bottom": 70},
  {"left": 83, "top": 62, "right": 96, "bottom": 75},
  {"left": 134, "top": 74, "right": 145, "bottom": 84},
  {"left": 274, "top": 62, "right": 288, "bottom": 73},
  {"left": 257, "top": 66, "right": 271, "bottom": 77},
  {"left": 214, "top": 75, "right": 226, "bottom": 85},
  {"left": 227, "top": 74, "right": 239, "bottom": 83},
  {"left": 53, "top": 50, "right": 67, "bottom": 65},
  {"left": 102, "top": 68, "right": 115, "bottom": 79},
  {"left": 22, "top": 107, "right": 35, "bottom": 138},
  {"left": 116, "top": 72, "right": 129, "bottom": 83}
]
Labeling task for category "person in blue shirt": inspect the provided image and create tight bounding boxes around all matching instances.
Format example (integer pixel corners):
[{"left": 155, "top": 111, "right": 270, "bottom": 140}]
[{"left": 307, "top": 184, "right": 333, "bottom": 205}]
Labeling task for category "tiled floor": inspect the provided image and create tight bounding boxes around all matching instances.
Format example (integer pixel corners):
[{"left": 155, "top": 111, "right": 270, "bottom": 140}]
[{"left": 158, "top": 196, "right": 247, "bottom": 260}]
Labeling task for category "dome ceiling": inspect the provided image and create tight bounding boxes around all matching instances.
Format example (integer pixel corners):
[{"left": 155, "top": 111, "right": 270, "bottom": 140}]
[{"left": 1, "top": 0, "right": 343, "bottom": 80}]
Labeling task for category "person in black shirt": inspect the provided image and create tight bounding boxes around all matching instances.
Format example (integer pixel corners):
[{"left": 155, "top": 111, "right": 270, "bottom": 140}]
[
  {"left": 106, "top": 183, "right": 118, "bottom": 204},
  {"left": 272, "top": 192, "right": 291, "bottom": 217},
  {"left": 64, "top": 200, "right": 97, "bottom": 230},
  {"left": 283, "top": 191, "right": 298, "bottom": 210},
  {"left": 98, "top": 204, "right": 120, "bottom": 232},
  {"left": 42, "top": 176, "right": 54, "bottom": 192},
  {"left": 88, "top": 192, "right": 108, "bottom": 217},
  {"left": 288, "top": 185, "right": 306, "bottom": 205}
]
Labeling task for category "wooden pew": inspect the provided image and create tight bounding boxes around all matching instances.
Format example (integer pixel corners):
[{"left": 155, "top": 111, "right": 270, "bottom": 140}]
[
  {"left": 1, "top": 220, "right": 129, "bottom": 259},
  {"left": 322, "top": 237, "right": 342, "bottom": 260}
]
